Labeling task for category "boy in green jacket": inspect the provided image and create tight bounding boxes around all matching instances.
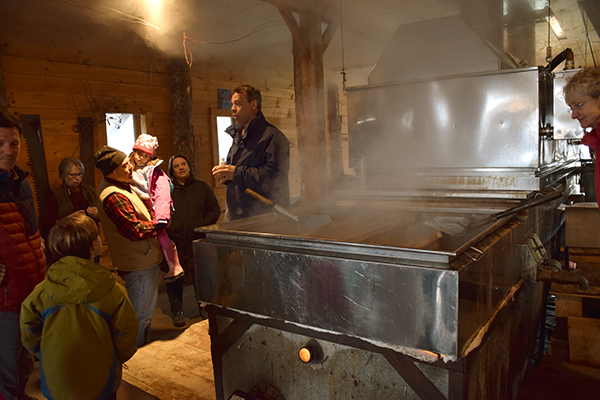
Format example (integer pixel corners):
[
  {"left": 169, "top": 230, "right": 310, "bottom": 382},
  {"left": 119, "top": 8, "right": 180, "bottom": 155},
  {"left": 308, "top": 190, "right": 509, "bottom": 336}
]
[{"left": 20, "top": 213, "right": 138, "bottom": 400}]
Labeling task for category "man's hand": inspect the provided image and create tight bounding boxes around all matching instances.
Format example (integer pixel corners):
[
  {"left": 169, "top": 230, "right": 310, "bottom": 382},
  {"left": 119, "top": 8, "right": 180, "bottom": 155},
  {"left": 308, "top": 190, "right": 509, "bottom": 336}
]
[{"left": 212, "top": 164, "right": 235, "bottom": 184}]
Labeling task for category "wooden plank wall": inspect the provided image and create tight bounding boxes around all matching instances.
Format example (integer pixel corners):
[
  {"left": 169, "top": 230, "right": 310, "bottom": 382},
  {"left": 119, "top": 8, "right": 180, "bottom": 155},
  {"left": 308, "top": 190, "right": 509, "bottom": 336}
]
[{"left": 0, "top": 27, "right": 306, "bottom": 214}]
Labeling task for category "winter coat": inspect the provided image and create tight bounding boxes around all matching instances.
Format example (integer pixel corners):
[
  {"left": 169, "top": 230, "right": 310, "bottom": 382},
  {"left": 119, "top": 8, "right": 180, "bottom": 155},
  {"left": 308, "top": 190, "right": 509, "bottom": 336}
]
[
  {"left": 131, "top": 160, "right": 172, "bottom": 222},
  {"left": 224, "top": 112, "right": 290, "bottom": 220},
  {"left": 167, "top": 175, "right": 220, "bottom": 259},
  {"left": 20, "top": 256, "right": 138, "bottom": 400},
  {"left": 0, "top": 165, "right": 45, "bottom": 312}
]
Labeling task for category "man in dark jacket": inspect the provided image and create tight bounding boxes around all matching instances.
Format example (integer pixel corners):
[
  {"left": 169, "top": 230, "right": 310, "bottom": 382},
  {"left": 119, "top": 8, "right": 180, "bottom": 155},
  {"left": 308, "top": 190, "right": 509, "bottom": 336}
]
[
  {"left": 212, "top": 84, "right": 290, "bottom": 220},
  {"left": 167, "top": 155, "right": 220, "bottom": 324},
  {"left": 0, "top": 110, "right": 46, "bottom": 400}
]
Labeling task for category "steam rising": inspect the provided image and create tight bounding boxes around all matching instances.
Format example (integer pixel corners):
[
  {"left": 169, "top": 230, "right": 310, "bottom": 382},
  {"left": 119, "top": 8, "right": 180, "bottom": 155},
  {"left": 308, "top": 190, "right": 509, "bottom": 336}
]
[{"left": 90, "top": 0, "right": 194, "bottom": 56}]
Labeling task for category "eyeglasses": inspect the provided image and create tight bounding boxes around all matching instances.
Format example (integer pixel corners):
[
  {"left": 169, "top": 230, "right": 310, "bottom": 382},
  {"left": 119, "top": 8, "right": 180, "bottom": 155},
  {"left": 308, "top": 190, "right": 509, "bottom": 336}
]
[
  {"left": 66, "top": 172, "right": 83, "bottom": 178},
  {"left": 567, "top": 97, "right": 595, "bottom": 114}
]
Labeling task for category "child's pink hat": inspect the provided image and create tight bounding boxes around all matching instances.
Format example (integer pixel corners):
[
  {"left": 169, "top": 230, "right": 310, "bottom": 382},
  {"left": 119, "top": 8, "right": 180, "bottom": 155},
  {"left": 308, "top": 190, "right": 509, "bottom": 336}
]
[{"left": 133, "top": 134, "right": 159, "bottom": 158}]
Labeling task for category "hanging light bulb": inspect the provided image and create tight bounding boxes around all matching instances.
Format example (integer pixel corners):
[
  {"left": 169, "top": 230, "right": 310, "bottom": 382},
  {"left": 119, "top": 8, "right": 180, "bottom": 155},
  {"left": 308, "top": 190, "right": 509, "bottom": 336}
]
[{"left": 548, "top": 15, "right": 566, "bottom": 39}]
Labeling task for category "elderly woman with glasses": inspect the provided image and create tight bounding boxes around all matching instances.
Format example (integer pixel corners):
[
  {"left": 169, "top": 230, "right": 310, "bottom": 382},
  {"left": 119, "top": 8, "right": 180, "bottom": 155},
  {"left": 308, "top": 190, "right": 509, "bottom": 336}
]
[
  {"left": 565, "top": 67, "right": 600, "bottom": 206},
  {"left": 40, "top": 157, "right": 99, "bottom": 240}
]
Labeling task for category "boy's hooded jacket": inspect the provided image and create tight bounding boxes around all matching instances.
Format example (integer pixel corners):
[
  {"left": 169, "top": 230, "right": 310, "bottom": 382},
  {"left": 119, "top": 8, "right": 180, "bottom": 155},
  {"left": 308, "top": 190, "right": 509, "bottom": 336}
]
[{"left": 20, "top": 256, "right": 138, "bottom": 400}]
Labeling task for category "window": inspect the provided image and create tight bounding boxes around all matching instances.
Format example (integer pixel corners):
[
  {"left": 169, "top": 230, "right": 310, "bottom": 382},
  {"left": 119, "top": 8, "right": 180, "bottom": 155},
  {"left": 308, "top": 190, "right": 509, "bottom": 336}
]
[
  {"left": 105, "top": 113, "right": 148, "bottom": 154},
  {"left": 210, "top": 108, "right": 235, "bottom": 166},
  {"left": 216, "top": 116, "right": 233, "bottom": 163}
]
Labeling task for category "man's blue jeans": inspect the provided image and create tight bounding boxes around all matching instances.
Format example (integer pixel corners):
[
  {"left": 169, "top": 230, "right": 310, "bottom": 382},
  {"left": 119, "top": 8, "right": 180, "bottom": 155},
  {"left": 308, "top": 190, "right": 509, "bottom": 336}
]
[
  {"left": 0, "top": 311, "right": 33, "bottom": 400},
  {"left": 120, "top": 264, "right": 161, "bottom": 347}
]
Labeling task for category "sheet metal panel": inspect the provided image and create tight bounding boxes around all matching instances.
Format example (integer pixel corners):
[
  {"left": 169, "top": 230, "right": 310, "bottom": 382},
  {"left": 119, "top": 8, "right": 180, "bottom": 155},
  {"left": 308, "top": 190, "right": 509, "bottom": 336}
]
[
  {"left": 195, "top": 240, "right": 460, "bottom": 356},
  {"left": 347, "top": 68, "right": 579, "bottom": 194}
]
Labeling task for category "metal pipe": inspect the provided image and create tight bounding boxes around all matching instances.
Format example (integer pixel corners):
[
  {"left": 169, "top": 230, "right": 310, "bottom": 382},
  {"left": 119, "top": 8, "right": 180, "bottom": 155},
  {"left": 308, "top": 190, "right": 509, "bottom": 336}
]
[
  {"left": 538, "top": 269, "right": 589, "bottom": 291},
  {"left": 544, "top": 48, "right": 574, "bottom": 71}
]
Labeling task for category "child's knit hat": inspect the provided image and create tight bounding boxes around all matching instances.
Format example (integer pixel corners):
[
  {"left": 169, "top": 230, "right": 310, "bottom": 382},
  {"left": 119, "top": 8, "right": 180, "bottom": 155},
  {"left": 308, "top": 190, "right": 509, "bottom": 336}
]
[{"left": 133, "top": 134, "right": 159, "bottom": 158}]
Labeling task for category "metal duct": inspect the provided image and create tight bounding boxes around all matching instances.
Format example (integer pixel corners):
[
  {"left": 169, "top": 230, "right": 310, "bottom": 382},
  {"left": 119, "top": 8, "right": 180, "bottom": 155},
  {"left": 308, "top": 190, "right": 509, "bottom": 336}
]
[{"left": 368, "top": 16, "right": 501, "bottom": 85}]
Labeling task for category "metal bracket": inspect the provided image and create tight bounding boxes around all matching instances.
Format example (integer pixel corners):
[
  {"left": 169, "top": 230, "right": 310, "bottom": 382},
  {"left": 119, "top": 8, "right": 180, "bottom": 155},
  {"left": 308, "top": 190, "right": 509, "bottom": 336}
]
[
  {"left": 465, "top": 246, "right": 484, "bottom": 262},
  {"left": 519, "top": 233, "right": 566, "bottom": 284},
  {"left": 518, "top": 233, "right": 548, "bottom": 282}
]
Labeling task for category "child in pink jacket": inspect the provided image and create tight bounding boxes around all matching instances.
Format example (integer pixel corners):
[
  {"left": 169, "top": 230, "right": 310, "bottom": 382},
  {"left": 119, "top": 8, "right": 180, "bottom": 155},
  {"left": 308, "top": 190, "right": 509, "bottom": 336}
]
[{"left": 130, "top": 134, "right": 184, "bottom": 281}]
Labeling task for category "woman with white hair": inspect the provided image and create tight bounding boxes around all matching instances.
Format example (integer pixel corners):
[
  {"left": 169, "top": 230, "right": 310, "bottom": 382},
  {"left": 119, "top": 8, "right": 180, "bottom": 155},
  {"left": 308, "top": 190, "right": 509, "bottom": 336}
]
[
  {"left": 565, "top": 67, "right": 600, "bottom": 207},
  {"left": 40, "top": 157, "right": 98, "bottom": 240}
]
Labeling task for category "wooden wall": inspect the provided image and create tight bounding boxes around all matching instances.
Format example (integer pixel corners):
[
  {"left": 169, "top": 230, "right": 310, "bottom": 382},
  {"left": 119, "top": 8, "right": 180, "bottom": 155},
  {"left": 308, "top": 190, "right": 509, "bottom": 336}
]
[
  {"left": 0, "top": 24, "right": 302, "bottom": 215},
  {"left": 0, "top": 18, "right": 351, "bottom": 217}
]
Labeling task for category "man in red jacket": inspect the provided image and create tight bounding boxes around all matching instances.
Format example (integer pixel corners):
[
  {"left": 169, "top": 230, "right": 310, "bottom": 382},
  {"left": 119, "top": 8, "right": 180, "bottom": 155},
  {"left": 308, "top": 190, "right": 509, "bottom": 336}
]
[{"left": 0, "top": 110, "right": 46, "bottom": 400}]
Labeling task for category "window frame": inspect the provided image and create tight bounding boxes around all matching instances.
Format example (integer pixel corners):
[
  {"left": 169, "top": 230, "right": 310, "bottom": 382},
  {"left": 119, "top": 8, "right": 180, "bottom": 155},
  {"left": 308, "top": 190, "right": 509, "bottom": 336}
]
[{"left": 210, "top": 107, "right": 234, "bottom": 187}]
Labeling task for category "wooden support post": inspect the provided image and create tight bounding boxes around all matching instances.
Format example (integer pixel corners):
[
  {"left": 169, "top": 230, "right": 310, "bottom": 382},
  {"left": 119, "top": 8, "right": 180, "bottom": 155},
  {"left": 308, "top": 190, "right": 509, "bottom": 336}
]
[
  {"left": 278, "top": 5, "right": 337, "bottom": 205},
  {"left": 168, "top": 57, "right": 197, "bottom": 175},
  {"left": 327, "top": 84, "right": 343, "bottom": 181},
  {"left": 0, "top": 56, "right": 8, "bottom": 113}
]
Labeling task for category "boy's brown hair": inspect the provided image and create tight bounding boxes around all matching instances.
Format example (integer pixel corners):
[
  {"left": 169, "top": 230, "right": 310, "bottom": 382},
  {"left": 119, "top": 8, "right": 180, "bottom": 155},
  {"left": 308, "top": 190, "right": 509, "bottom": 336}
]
[{"left": 47, "top": 213, "right": 99, "bottom": 264}]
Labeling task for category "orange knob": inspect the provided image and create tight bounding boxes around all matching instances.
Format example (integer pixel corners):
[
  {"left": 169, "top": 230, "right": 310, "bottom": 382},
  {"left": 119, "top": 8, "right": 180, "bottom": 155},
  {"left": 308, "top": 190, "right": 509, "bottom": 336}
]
[{"left": 298, "top": 347, "right": 312, "bottom": 363}]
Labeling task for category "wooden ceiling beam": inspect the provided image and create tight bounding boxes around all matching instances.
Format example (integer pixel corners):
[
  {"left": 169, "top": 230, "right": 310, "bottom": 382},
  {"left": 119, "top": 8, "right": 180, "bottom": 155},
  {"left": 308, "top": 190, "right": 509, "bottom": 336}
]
[
  {"left": 260, "top": 0, "right": 338, "bottom": 25},
  {"left": 276, "top": 4, "right": 309, "bottom": 58},
  {"left": 321, "top": 21, "right": 338, "bottom": 54}
]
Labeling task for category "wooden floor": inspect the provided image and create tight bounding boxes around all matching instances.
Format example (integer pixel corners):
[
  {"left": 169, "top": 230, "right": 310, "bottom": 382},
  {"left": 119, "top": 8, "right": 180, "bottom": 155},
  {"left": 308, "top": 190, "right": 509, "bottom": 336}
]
[
  {"left": 118, "top": 302, "right": 215, "bottom": 400},
  {"left": 519, "top": 338, "right": 600, "bottom": 400}
]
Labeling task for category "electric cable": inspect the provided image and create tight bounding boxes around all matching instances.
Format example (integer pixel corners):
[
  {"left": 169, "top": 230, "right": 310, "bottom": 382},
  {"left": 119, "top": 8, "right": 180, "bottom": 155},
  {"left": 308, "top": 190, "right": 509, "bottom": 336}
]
[{"left": 339, "top": 0, "right": 347, "bottom": 91}]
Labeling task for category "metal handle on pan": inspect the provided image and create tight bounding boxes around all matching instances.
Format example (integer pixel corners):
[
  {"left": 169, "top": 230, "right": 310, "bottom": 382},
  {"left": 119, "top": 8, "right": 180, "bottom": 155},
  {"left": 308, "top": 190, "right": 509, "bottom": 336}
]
[
  {"left": 245, "top": 188, "right": 299, "bottom": 222},
  {"left": 245, "top": 188, "right": 274, "bottom": 206},
  {"left": 469, "top": 182, "right": 565, "bottom": 231},
  {"left": 494, "top": 189, "right": 563, "bottom": 220}
]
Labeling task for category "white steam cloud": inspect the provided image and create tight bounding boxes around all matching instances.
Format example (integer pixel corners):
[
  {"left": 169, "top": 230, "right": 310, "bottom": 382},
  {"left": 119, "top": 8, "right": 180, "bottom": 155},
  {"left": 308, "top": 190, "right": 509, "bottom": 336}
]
[{"left": 91, "top": 0, "right": 195, "bottom": 56}]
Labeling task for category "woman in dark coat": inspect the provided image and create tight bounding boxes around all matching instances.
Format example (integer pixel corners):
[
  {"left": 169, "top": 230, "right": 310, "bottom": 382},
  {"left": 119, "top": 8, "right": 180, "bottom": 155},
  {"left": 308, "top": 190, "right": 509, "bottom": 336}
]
[
  {"left": 166, "top": 155, "right": 220, "bottom": 326},
  {"left": 40, "top": 157, "right": 98, "bottom": 240}
]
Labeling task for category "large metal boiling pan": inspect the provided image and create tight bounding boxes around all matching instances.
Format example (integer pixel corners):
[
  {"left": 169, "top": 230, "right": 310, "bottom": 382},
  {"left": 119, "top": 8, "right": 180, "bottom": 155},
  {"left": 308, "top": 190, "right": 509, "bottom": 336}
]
[{"left": 194, "top": 192, "right": 565, "bottom": 359}]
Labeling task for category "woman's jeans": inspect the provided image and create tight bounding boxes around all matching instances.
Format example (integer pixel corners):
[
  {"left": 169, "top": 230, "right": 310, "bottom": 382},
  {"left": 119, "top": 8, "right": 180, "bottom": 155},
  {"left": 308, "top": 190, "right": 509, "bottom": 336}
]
[{"left": 120, "top": 264, "right": 161, "bottom": 347}]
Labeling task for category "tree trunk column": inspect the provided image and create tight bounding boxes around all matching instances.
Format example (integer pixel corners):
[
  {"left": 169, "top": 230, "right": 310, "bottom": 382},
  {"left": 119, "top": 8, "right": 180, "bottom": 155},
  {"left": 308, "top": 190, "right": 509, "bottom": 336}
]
[
  {"left": 168, "top": 57, "right": 197, "bottom": 175},
  {"left": 287, "top": 12, "right": 328, "bottom": 205}
]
